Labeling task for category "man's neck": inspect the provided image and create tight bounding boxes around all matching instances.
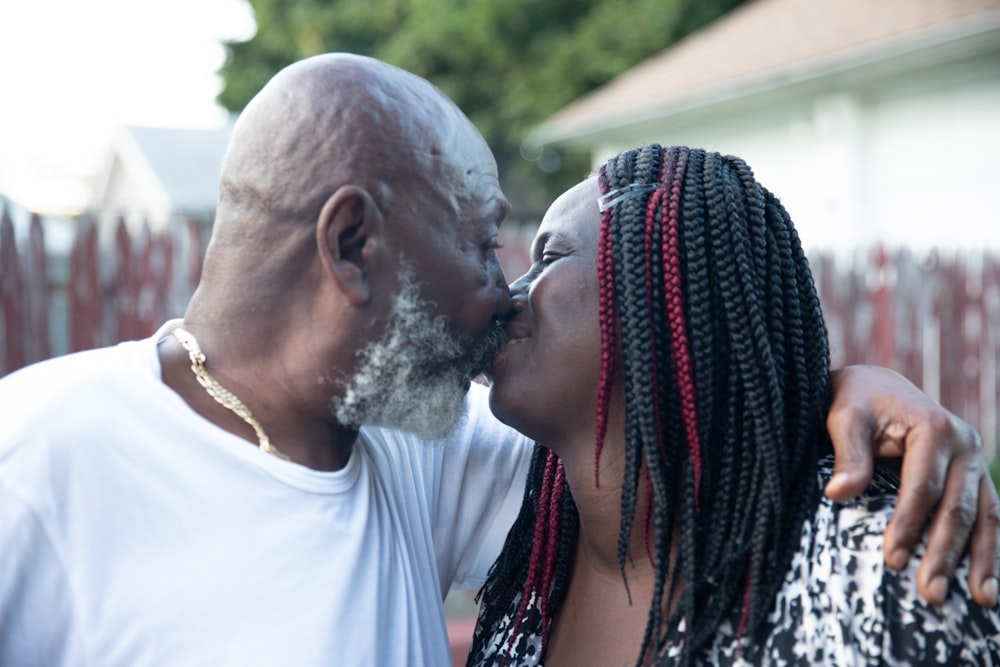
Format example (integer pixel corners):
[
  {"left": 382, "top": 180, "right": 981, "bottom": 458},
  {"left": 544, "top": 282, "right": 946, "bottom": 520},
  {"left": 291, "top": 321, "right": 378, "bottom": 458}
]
[{"left": 158, "top": 331, "right": 358, "bottom": 471}]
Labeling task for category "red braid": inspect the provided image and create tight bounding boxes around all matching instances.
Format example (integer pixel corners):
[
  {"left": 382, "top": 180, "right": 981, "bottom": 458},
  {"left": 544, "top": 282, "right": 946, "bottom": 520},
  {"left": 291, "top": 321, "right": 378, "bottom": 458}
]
[
  {"left": 594, "top": 170, "right": 619, "bottom": 488},
  {"left": 661, "top": 148, "right": 703, "bottom": 504},
  {"left": 537, "top": 460, "right": 566, "bottom": 639}
]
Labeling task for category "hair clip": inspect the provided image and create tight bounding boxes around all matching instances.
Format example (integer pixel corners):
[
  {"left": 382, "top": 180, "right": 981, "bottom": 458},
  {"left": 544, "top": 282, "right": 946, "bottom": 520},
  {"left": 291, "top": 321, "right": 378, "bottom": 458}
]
[{"left": 596, "top": 183, "right": 657, "bottom": 212}]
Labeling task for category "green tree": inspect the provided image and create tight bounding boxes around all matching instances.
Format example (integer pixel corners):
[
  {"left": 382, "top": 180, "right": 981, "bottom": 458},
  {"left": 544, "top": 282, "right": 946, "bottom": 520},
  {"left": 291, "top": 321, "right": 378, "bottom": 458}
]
[{"left": 219, "top": 0, "right": 745, "bottom": 213}]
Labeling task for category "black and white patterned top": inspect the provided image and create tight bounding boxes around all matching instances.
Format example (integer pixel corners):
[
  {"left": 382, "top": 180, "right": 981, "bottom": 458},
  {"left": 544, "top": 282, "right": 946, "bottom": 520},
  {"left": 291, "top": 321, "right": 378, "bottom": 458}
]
[{"left": 469, "top": 459, "right": 1000, "bottom": 666}]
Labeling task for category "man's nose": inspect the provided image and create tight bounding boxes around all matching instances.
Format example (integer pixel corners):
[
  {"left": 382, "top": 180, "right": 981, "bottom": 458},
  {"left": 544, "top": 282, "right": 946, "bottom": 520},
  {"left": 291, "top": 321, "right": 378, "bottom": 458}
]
[
  {"left": 493, "top": 267, "right": 512, "bottom": 317},
  {"left": 496, "top": 273, "right": 531, "bottom": 317}
]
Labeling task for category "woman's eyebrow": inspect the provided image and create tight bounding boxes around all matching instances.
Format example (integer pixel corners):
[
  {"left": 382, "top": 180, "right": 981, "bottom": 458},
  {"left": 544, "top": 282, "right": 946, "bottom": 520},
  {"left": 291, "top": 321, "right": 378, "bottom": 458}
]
[{"left": 530, "top": 231, "right": 551, "bottom": 260}]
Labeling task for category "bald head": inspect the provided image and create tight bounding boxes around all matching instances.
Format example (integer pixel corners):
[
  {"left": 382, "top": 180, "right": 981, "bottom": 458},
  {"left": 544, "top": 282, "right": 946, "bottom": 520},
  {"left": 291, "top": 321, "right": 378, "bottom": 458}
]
[
  {"left": 215, "top": 53, "right": 494, "bottom": 232},
  {"left": 187, "top": 52, "right": 507, "bottom": 352}
]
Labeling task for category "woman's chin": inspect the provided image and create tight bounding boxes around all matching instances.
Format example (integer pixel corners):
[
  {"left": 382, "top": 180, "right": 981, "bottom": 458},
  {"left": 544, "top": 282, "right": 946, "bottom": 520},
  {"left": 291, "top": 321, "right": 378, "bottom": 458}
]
[
  {"left": 487, "top": 343, "right": 543, "bottom": 436},
  {"left": 485, "top": 345, "right": 515, "bottom": 387},
  {"left": 487, "top": 381, "right": 523, "bottom": 431}
]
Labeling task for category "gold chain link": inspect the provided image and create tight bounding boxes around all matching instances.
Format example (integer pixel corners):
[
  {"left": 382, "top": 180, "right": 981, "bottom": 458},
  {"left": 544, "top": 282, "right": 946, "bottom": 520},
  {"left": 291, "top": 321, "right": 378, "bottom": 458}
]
[{"left": 172, "top": 327, "right": 289, "bottom": 461}]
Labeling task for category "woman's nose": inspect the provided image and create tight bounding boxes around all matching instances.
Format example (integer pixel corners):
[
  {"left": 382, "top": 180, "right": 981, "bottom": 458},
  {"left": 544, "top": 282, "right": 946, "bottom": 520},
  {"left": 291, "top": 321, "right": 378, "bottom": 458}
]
[
  {"left": 508, "top": 272, "right": 531, "bottom": 297},
  {"left": 509, "top": 291, "right": 527, "bottom": 313},
  {"left": 507, "top": 276, "right": 530, "bottom": 312}
]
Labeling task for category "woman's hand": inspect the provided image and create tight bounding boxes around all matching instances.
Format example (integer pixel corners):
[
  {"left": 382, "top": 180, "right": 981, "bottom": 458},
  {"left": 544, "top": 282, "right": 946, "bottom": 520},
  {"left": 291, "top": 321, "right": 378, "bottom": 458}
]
[{"left": 825, "top": 365, "right": 999, "bottom": 607}]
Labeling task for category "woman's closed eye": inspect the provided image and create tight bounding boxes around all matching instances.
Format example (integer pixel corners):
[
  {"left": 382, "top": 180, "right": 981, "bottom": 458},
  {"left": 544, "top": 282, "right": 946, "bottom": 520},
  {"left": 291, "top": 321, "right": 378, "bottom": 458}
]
[
  {"left": 523, "top": 251, "right": 559, "bottom": 281},
  {"left": 543, "top": 250, "right": 568, "bottom": 267}
]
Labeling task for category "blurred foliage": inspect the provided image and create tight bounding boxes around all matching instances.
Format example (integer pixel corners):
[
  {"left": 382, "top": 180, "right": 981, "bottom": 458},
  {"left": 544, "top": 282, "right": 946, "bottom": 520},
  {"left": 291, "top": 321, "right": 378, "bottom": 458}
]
[{"left": 218, "top": 0, "right": 745, "bottom": 213}]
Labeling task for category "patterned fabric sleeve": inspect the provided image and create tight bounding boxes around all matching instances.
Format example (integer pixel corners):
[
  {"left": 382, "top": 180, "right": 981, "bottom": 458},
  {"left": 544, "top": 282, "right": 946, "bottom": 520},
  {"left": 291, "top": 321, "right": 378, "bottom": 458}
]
[
  {"left": 881, "top": 522, "right": 1000, "bottom": 664},
  {"left": 749, "top": 459, "right": 1000, "bottom": 666},
  {"left": 468, "top": 591, "right": 544, "bottom": 667}
]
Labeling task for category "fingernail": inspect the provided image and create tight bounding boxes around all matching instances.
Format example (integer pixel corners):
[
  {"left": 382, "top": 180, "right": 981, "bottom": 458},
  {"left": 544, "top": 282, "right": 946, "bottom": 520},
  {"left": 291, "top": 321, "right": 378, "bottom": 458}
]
[
  {"left": 983, "top": 577, "right": 998, "bottom": 606},
  {"left": 928, "top": 575, "right": 948, "bottom": 603},
  {"left": 888, "top": 548, "right": 910, "bottom": 569}
]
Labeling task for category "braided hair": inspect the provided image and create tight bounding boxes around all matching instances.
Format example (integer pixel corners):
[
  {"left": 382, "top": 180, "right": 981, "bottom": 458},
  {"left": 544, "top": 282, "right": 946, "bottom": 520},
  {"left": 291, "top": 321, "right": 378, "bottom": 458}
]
[{"left": 472, "top": 145, "right": 831, "bottom": 666}]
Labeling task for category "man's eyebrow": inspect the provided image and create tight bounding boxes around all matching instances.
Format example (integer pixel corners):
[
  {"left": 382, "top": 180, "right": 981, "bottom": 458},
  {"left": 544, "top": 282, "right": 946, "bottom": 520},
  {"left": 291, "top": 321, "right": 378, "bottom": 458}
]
[{"left": 488, "top": 197, "right": 511, "bottom": 226}]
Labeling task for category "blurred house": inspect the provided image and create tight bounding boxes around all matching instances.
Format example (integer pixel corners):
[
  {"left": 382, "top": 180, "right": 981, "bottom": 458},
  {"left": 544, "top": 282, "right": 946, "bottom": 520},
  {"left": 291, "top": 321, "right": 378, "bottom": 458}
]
[
  {"left": 527, "top": 0, "right": 1000, "bottom": 253},
  {"left": 91, "top": 122, "right": 234, "bottom": 237}
]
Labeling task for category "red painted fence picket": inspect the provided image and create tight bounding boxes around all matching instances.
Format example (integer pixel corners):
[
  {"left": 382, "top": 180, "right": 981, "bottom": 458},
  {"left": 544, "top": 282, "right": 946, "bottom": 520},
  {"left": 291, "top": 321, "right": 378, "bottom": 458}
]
[{"left": 0, "top": 208, "right": 25, "bottom": 372}]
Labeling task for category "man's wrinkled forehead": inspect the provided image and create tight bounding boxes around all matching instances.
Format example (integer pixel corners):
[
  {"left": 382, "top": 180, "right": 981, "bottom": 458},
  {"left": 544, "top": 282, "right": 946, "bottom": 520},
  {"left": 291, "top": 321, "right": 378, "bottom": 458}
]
[
  {"left": 415, "top": 120, "right": 499, "bottom": 181},
  {"left": 409, "top": 134, "right": 508, "bottom": 221},
  {"left": 311, "top": 55, "right": 504, "bottom": 216}
]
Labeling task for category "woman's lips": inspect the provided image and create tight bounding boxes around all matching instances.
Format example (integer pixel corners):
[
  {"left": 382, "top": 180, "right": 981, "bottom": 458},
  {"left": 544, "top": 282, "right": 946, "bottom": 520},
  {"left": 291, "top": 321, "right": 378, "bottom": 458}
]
[{"left": 503, "top": 321, "right": 532, "bottom": 345}]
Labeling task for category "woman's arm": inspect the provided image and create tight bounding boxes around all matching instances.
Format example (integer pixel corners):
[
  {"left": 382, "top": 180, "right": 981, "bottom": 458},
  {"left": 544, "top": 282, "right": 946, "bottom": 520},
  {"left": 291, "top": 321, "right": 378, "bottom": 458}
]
[{"left": 825, "top": 365, "right": 999, "bottom": 607}]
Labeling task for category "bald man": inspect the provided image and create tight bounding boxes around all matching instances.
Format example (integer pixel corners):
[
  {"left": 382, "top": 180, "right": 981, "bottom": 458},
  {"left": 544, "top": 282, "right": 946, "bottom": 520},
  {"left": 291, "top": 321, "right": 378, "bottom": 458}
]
[{"left": 0, "top": 54, "right": 995, "bottom": 666}]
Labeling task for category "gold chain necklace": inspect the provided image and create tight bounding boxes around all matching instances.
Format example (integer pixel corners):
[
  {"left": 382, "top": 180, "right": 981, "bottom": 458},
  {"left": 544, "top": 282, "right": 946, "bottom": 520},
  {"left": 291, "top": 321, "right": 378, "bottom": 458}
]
[{"left": 172, "top": 327, "right": 289, "bottom": 461}]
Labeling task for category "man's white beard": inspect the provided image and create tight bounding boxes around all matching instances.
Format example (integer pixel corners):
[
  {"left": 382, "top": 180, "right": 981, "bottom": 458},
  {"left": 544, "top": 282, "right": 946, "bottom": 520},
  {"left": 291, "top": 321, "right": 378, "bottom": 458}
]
[{"left": 332, "top": 267, "right": 494, "bottom": 441}]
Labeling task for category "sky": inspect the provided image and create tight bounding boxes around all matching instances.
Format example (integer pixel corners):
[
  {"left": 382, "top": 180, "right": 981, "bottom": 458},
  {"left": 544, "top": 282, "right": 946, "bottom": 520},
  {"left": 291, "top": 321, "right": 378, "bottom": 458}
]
[{"left": 0, "top": 0, "right": 256, "bottom": 214}]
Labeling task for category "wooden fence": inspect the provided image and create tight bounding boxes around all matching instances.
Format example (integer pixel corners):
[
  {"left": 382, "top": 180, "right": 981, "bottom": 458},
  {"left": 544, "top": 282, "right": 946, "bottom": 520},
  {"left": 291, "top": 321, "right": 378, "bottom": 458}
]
[
  {"left": 0, "top": 201, "right": 209, "bottom": 371},
  {"left": 2, "top": 200, "right": 998, "bottom": 455}
]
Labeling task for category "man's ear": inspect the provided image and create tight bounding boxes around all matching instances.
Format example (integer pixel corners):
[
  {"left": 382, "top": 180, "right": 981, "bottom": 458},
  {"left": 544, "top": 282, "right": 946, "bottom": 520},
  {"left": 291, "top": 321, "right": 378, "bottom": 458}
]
[{"left": 316, "top": 185, "right": 385, "bottom": 306}]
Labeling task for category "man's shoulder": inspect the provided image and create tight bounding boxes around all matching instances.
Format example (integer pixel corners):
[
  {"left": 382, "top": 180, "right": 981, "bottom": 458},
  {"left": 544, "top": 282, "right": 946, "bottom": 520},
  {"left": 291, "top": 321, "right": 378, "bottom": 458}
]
[
  {"left": 0, "top": 336, "right": 162, "bottom": 454},
  {"left": 1, "top": 337, "right": 154, "bottom": 399}
]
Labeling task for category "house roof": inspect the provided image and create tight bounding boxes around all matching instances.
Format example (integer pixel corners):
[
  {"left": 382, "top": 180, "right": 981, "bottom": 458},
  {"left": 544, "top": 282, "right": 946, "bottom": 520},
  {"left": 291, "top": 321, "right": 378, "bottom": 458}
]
[
  {"left": 93, "top": 122, "right": 235, "bottom": 218},
  {"left": 123, "top": 124, "right": 234, "bottom": 213},
  {"left": 530, "top": 0, "right": 1000, "bottom": 146}
]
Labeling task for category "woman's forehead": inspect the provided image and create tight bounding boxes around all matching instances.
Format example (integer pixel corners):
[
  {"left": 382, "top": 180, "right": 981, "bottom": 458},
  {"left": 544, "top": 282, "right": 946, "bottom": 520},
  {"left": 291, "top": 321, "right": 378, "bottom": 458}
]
[
  {"left": 537, "top": 177, "right": 601, "bottom": 232},
  {"left": 532, "top": 177, "right": 602, "bottom": 253}
]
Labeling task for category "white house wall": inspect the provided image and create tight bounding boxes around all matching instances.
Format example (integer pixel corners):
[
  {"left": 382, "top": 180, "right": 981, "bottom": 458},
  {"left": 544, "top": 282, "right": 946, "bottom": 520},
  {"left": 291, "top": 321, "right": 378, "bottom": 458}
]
[
  {"left": 96, "top": 133, "right": 173, "bottom": 236},
  {"left": 866, "top": 54, "right": 1000, "bottom": 253},
  {"left": 586, "top": 52, "right": 1000, "bottom": 254},
  {"left": 99, "top": 158, "right": 169, "bottom": 234}
]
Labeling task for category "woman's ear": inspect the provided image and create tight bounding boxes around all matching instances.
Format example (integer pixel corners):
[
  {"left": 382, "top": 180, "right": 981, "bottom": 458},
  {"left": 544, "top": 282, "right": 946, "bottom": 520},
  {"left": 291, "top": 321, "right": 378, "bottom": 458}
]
[{"left": 316, "top": 185, "right": 385, "bottom": 306}]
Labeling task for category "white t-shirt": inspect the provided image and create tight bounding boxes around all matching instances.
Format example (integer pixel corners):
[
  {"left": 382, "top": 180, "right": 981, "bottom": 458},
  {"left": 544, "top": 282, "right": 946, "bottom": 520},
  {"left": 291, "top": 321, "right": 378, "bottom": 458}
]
[{"left": 0, "top": 323, "right": 532, "bottom": 667}]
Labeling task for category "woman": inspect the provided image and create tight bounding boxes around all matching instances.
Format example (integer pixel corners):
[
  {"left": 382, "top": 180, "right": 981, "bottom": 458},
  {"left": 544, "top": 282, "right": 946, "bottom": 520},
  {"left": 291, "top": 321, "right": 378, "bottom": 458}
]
[{"left": 471, "top": 145, "right": 1000, "bottom": 665}]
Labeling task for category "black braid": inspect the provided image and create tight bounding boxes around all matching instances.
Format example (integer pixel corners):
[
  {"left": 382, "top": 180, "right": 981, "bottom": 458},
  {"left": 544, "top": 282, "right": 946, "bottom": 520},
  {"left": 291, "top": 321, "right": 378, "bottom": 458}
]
[{"left": 617, "top": 147, "right": 663, "bottom": 588}]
